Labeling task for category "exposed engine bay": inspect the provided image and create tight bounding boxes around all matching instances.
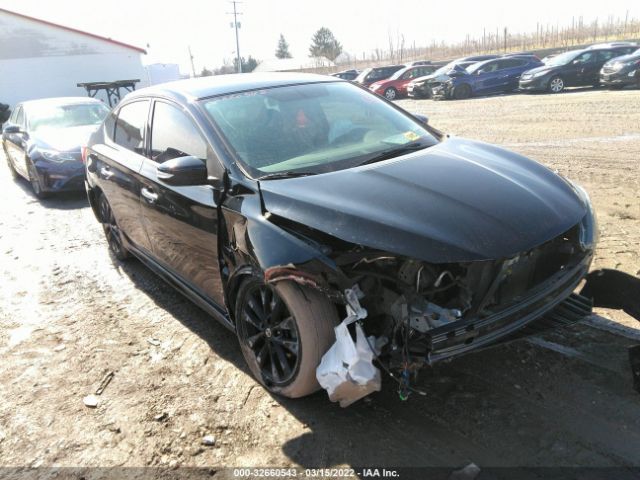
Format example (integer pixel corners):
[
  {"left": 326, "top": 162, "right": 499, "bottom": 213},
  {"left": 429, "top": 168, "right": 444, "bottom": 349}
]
[{"left": 268, "top": 221, "right": 594, "bottom": 405}]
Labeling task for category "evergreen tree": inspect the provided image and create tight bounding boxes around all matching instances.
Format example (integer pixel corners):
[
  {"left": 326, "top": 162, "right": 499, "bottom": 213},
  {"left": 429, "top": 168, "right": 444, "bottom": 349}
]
[
  {"left": 275, "top": 34, "right": 292, "bottom": 59},
  {"left": 309, "top": 27, "right": 342, "bottom": 61}
]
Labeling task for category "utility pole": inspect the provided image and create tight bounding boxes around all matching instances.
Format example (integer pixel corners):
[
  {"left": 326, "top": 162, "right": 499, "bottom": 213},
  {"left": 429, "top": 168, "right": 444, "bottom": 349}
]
[
  {"left": 188, "top": 46, "right": 196, "bottom": 78},
  {"left": 227, "top": 1, "right": 243, "bottom": 73}
]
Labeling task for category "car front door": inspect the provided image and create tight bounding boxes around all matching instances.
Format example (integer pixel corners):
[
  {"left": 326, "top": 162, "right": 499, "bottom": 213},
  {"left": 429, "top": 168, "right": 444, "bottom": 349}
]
[
  {"left": 473, "top": 61, "right": 502, "bottom": 95},
  {"left": 93, "top": 100, "right": 153, "bottom": 252},
  {"left": 138, "top": 99, "right": 225, "bottom": 306},
  {"left": 4, "top": 106, "right": 29, "bottom": 177}
]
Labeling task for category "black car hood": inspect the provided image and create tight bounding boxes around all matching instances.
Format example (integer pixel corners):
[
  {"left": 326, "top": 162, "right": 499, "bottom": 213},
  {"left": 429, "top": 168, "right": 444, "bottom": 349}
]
[{"left": 259, "top": 138, "right": 587, "bottom": 263}]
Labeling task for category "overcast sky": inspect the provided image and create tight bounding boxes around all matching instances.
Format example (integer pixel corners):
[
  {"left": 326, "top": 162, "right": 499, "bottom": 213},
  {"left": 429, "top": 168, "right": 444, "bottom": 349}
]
[{"left": 2, "top": 0, "right": 639, "bottom": 74}]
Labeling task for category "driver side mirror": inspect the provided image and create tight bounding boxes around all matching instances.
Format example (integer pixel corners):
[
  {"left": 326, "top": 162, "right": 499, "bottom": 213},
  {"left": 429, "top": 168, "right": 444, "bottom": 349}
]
[
  {"left": 413, "top": 113, "right": 429, "bottom": 125},
  {"left": 157, "top": 155, "right": 210, "bottom": 186}
]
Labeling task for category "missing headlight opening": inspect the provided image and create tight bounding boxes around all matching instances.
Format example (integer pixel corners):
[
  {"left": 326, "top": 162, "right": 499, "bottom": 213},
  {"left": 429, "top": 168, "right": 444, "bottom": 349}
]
[{"left": 270, "top": 222, "right": 594, "bottom": 406}]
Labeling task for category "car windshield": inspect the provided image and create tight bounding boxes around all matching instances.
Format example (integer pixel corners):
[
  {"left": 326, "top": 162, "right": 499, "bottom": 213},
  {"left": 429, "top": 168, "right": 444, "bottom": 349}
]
[
  {"left": 354, "top": 68, "right": 372, "bottom": 82},
  {"left": 202, "top": 82, "right": 438, "bottom": 178},
  {"left": 544, "top": 51, "right": 581, "bottom": 66},
  {"left": 29, "top": 103, "right": 110, "bottom": 132}
]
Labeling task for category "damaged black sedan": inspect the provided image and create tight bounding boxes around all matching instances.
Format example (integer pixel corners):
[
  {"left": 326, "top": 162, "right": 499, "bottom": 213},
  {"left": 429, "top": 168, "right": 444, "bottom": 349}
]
[{"left": 85, "top": 73, "right": 596, "bottom": 402}]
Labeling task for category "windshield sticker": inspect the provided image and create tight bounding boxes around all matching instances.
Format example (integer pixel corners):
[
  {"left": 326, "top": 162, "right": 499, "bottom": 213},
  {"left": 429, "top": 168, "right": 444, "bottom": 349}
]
[{"left": 403, "top": 131, "right": 420, "bottom": 142}]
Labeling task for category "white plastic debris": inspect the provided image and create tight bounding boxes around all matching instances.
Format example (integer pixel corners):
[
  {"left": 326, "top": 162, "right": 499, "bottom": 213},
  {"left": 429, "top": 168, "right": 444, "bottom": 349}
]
[
  {"left": 316, "top": 318, "right": 381, "bottom": 408},
  {"left": 83, "top": 394, "right": 99, "bottom": 408},
  {"left": 201, "top": 435, "right": 216, "bottom": 446}
]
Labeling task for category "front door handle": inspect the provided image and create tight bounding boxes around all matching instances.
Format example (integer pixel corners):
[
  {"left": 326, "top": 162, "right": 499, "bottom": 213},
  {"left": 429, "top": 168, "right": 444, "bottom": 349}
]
[
  {"left": 141, "top": 187, "right": 158, "bottom": 203},
  {"left": 100, "top": 166, "right": 114, "bottom": 179}
]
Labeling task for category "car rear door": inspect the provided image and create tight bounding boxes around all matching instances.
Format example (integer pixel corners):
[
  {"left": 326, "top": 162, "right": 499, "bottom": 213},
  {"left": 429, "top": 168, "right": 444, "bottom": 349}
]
[
  {"left": 573, "top": 51, "right": 599, "bottom": 85},
  {"left": 138, "top": 99, "right": 226, "bottom": 306},
  {"left": 499, "top": 58, "right": 530, "bottom": 91},
  {"left": 92, "top": 100, "right": 153, "bottom": 252}
]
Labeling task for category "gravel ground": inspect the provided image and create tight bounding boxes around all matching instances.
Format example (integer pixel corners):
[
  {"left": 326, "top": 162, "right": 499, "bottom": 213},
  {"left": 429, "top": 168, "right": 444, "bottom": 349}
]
[{"left": 0, "top": 87, "right": 639, "bottom": 472}]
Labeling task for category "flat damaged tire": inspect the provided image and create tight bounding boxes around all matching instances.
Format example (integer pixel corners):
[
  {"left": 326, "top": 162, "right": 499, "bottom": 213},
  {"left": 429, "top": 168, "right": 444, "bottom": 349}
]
[{"left": 235, "top": 277, "right": 338, "bottom": 398}]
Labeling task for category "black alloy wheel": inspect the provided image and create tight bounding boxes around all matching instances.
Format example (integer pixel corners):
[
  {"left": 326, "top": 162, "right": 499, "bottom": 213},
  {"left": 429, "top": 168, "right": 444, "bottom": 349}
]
[
  {"left": 238, "top": 282, "right": 301, "bottom": 387},
  {"left": 98, "top": 193, "right": 130, "bottom": 260}
]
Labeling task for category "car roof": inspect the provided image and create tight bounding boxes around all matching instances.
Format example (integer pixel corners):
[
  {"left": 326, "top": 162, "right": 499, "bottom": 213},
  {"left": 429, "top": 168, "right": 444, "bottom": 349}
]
[
  {"left": 587, "top": 42, "right": 637, "bottom": 49},
  {"left": 125, "top": 72, "right": 342, "bottom": 103},
  {"left": 18, "top": 96, "right": 104, "bottom": 109}
]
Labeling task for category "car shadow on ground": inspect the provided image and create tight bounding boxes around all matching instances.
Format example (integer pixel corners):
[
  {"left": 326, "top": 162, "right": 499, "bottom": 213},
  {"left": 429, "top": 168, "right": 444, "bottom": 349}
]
[
  {"left": 12, "top": 175, "right": 88, "bottom": 209},
  {"left": 112, "top": 255, "right": 640, "bottom": 469}
]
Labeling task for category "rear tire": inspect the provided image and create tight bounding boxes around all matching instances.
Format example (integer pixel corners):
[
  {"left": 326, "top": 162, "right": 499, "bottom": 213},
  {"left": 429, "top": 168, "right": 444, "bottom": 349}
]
[
  {"left": 548, "top": 76, "right": 565, "bottom": 93},
  {"left": 235, "top": 277, "right": 338, "bottom": 398},
  {"left": 453, "top": 84, "right": 472, "bottom": 100},
  {"left": 98, "top": 192, "right": 130, "bottom": 261}
]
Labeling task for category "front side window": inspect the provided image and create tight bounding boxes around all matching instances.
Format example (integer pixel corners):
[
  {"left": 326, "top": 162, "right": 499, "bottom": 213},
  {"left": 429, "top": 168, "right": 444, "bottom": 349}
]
[
  {"left": 150, "top": 102, "right": 208, "bottom": 163},
  {"left": 15, "top": 107, "right": 24, "bottom": 127},
  {"left": 114, "top": 100, "right": 149, "bottom": 154},
  {"left": 203, "top": 82, "right": 438, "bottom": 178}
]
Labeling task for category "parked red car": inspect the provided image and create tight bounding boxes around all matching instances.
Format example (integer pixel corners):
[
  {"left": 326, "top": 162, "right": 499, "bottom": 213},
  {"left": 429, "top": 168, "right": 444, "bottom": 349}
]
[{"left": 369, "top": 65, "right": 439, "bottom": 100}]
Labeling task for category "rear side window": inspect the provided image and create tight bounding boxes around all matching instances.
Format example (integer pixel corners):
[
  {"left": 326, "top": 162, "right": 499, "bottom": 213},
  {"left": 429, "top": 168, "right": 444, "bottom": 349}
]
[
  {"left": 114, "top": 100, "right": 149, "bottom": 154},
  {"left": 499, "top": 58, "right": 526, "bottom": 69},
  {"left": 150, "top": 101, "right": 207, "bottom": 163}
]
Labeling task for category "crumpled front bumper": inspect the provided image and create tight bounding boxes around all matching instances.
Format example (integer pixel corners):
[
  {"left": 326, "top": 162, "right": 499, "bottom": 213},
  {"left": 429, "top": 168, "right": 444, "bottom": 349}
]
[{"left": 420, "top": 252, "right": 593, "bottom": 363}]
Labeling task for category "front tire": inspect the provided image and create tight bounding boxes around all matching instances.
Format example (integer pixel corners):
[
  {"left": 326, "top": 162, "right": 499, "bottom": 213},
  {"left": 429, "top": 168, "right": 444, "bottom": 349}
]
[
  {"left": 98, "top": 192, "right": 130, "bottom": 261},
  {"left": 548, "top": 76, "right": 565, "bottom": 93},
  {"left": 235, "top": 277, "right": 338, "bottom": 398},
  {"left": 4, "top": 147, "right": 18, "bottom": 179},
  {"left": 27, "top": 159, "right": 48, "bottom": 199},
  {"left": 453, "top": 84, "right": 472, "bottom": 99},
  {"left": 384, "top": 87, "right": 397, "bottom": 100}
]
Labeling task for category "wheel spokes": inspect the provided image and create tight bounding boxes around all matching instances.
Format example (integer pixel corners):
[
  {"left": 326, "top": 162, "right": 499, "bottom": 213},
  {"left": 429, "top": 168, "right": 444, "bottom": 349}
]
[
  {"left": 271, "top": 335, "right": 299, "bottom": 355},
  {"left": 271, "top": 343, "right": 292, "bottom": 378},
  {"left": 241, "top": 284, "right": 300, "bottom": 386}
]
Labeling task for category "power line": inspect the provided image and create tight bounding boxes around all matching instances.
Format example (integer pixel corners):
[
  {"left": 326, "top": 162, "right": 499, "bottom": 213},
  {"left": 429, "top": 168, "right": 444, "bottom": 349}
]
[{"left": 226, "top": 1, "right": 243, "bottom": 73}]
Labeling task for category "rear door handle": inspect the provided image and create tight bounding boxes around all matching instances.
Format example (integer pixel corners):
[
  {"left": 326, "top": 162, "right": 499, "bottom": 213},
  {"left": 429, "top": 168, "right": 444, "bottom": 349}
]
[{"left": 141, "top": 186, "right": 158, "bottom": 203}]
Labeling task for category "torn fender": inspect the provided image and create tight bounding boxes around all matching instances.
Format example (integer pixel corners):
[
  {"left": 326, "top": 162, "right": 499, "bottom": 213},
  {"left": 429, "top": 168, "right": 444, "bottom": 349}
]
[{"left": 221, "top": 192, "right": 342, "bottom": 290}]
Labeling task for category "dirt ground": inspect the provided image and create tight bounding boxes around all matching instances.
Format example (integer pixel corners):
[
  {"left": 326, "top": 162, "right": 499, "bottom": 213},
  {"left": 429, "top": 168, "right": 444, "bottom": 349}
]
[{"left": 1, "top": 88, "right": 639, "bottom": 473}]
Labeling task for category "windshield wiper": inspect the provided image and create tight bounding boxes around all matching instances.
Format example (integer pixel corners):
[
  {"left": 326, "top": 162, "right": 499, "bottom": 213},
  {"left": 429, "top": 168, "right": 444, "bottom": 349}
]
[
  {"left": 357, "top": 143, "right": 430, "bottom": 167},
  {"left": 257, "top": 171, "right": 317, "bottom": 181}
]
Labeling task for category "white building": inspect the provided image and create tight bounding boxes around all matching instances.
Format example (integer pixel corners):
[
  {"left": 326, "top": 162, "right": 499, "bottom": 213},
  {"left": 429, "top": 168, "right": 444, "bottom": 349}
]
[
  {"left": 145, "top": 63, "right": 183, "bottom": 86},
  {"left": 0, "top": 7, "right": 148, "bottom": 107}
]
